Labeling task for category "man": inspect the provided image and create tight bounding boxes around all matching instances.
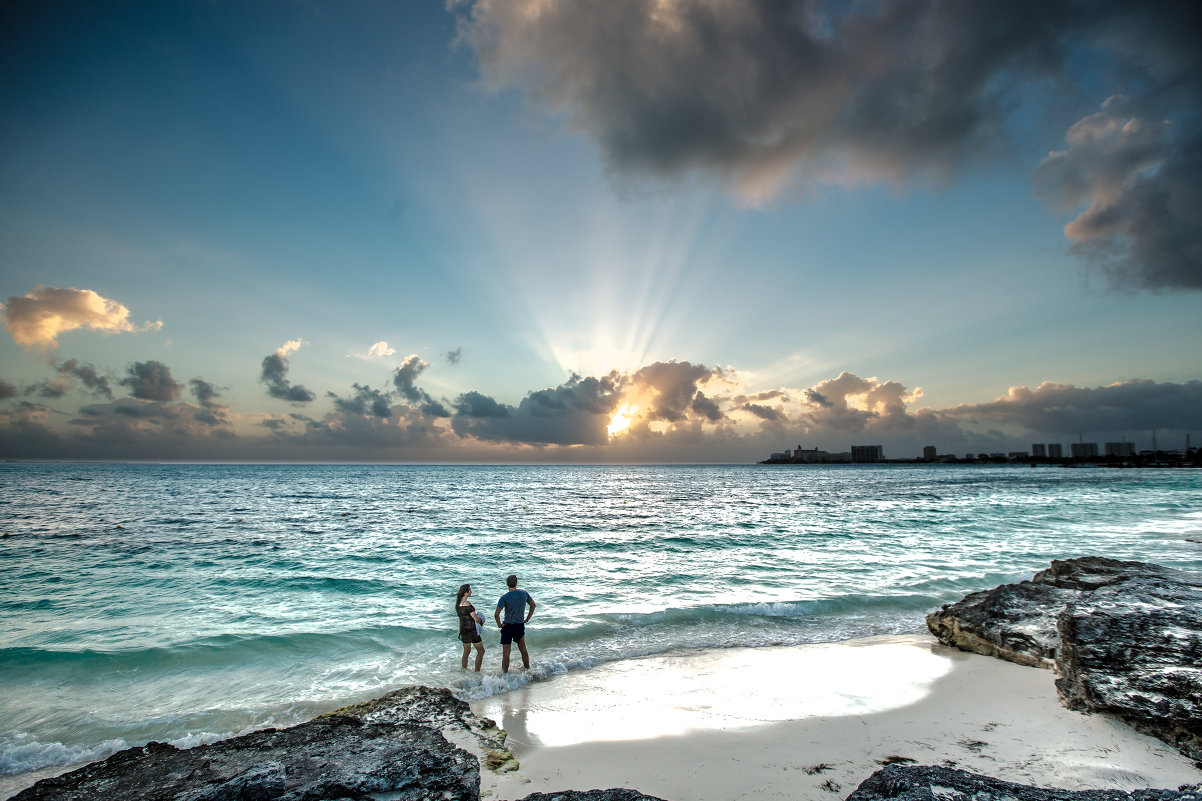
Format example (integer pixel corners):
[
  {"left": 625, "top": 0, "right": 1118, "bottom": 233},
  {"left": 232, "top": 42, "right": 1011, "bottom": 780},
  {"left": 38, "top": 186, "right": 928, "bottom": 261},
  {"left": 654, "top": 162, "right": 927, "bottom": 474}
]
[{"left": 494, "top": 574, "right": 536, "bottom": 673}]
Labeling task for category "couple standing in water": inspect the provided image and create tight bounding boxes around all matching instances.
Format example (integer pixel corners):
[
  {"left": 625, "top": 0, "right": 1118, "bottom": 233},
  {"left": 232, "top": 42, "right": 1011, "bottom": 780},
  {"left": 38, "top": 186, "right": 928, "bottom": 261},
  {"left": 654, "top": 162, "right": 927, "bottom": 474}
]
[{"left": 456, "top": 574, "right": 536, "bottom": 673}]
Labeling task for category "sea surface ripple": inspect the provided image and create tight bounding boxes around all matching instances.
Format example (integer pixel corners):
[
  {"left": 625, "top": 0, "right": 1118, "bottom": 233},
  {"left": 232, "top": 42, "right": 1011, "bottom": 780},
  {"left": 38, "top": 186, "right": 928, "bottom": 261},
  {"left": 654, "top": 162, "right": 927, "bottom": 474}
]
[{"left": 1, "top": 462, "right": 1200, "bottom": 781}]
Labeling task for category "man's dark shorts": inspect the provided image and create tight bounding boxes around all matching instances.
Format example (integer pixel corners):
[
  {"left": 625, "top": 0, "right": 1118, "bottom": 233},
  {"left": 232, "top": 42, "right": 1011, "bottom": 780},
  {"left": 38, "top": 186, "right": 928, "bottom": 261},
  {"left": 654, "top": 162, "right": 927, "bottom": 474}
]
[{"left": 500, "top": 622, "right": 525, "bottom": 645}]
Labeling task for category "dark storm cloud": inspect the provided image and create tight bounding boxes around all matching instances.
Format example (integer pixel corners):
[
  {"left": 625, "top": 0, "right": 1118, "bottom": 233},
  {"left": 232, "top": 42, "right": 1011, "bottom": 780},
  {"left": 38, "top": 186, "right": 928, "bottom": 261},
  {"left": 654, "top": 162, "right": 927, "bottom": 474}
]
[
  {"left": 260, "top": 351, "right": 316, "bottom": 404},
  {"left": 460, "top": 1, "right": 1202, "bottom": 290},
  {"left": 422, "top": 399, "right": 452, "bottom": 418},
  {"left": 743, "top": 403, "right": 783, "bottom": 422},
  {"left": 329, "top": 383, "right": 394, "bottom": 419},
  {"left": 451, "top": 373, "right": 622, "bottom": 446},
  {"left": 392, "top": 355, "right": 430, "bottom": 403},
  {"left": 57, "top": 359, "right": 113, "bottom": 398},
  {"left": 0, "top": 379, "right": 16, "bottom": 399},
  {"left": 1035, "top": 99, "right": 1202, "bottom": 290},
  {"left": 120, "top": 360, "right": 183, "bottom": 402},
  {"left": 458, "top": 0, "right": 1080, "bottom": 199},
  {"left": 190, "top": 378, "right": 222, "bottom": 407},
  {"left": 691, "top": 392, "right": 724, "bottom": 422},
  {"left": 944, "top": 379, "right": 1202, "bottom": 433}
]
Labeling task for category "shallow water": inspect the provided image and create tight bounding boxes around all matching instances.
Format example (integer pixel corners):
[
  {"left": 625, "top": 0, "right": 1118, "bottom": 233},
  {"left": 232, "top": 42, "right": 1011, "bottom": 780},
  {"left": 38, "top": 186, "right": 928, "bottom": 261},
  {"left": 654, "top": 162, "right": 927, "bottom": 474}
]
[{"left": 2, "top": 462, "right": 1200, "bottom": 779}]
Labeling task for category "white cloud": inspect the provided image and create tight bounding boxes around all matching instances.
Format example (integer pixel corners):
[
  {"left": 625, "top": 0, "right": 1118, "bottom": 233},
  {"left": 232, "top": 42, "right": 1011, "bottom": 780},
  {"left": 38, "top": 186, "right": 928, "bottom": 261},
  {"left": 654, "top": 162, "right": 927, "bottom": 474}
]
[
  {"left": 1, "top": 285, "right": 162, "bottom": 349},
  {"left": 275, "top": 338, "right": 308, "bottom": 358},
  {"left": 348, "top": 340, "right": 397, "bottom": 360}
]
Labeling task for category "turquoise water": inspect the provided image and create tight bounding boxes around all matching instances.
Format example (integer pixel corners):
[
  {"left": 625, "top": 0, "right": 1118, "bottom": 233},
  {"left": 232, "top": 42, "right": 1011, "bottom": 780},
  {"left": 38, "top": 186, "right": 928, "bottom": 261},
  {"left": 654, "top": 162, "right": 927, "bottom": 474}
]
[{"left": 2, "top": 463, "right": 1200, "bottom": 779}]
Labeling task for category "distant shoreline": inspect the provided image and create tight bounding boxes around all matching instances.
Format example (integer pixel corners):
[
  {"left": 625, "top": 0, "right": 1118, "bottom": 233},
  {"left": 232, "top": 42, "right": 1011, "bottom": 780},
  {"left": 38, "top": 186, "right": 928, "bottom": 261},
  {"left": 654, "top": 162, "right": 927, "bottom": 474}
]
[{"left": 758, "top": 456, "right": 1201, "bottom": 468}]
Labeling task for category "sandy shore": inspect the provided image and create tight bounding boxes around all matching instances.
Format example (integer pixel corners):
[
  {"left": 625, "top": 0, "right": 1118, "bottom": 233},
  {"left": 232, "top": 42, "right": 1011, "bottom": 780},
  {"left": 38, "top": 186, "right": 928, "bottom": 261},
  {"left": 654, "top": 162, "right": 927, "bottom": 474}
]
[{"left": 469, "top": 634, "right": 1202, "bottom": 801}]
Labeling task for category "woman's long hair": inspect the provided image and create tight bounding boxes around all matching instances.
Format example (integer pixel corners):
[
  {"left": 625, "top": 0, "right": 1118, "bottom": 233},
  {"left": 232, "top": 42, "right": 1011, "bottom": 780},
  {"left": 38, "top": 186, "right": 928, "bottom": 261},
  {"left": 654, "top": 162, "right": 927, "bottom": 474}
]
[{"left": 456, "top": 583, "right": 471, "bottom": 611}]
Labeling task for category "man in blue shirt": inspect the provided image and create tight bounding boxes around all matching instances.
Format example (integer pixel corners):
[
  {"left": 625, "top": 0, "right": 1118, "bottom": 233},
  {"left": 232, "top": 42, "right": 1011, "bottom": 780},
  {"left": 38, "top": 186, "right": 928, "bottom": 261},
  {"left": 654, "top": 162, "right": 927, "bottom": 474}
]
[{"left": 494, "top": 574, "right": 536, "bottom": 673}]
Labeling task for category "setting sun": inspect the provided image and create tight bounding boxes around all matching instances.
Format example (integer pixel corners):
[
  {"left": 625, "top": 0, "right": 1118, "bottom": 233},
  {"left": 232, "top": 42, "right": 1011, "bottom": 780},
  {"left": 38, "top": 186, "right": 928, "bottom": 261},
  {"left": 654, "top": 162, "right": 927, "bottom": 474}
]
[{"left": 607, "top": 404, "right": 637, "bottom": 438}]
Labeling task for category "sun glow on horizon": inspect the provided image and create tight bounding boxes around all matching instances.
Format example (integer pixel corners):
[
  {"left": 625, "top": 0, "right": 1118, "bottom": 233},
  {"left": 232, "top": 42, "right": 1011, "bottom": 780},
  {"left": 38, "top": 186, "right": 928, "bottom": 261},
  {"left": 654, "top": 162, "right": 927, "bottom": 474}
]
[{"left": 607, "top": 404, "right": 637, "bottom": 438}]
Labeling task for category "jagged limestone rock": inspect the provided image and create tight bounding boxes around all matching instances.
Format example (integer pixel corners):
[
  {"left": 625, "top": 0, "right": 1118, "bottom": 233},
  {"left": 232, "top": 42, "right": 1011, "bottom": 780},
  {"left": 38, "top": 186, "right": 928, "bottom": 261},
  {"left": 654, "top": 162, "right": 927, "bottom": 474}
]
[
  {"left": 513, "top": 792, "right": 669, "bottom": 801},
  {"left": 926, "top": 557, "right": 1202, "bottom": 761},
  {"left": 327, "top": 685, "right": 519, "bottom": 773},
  {"left": 1056, "top": 573, "right": 1202, "bottom": 761},
  {"left": 925, "top": 579, "right": 1072, "bottom": 667},
  {"left": 14, "top": 693, "right": 480, "bottom": 801},
  {"left": 846, "top": 764, "right": 1202, "bottom": 801}
]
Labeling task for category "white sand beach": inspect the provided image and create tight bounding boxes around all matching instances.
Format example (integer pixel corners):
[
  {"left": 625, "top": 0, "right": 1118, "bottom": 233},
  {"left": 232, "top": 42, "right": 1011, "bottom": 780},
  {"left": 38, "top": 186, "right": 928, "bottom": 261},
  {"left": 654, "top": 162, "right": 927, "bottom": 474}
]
[{"left": 469, "top": 634, "right": 1202, "bottom": 801}]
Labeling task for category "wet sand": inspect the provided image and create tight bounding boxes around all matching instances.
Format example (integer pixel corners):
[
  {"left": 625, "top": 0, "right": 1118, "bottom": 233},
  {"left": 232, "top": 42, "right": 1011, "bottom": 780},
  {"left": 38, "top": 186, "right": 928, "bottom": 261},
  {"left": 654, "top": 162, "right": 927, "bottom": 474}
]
[{"left": 469, "top": 634, "right": 1202, "bottom": 800}]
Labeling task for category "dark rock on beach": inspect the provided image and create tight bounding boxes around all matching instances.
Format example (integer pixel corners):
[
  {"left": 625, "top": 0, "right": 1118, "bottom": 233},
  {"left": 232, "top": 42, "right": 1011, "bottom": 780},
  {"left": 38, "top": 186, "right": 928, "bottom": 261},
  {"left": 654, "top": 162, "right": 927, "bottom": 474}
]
[
  {"left": 846, "top": 765, "right": 1202, "bottom": 801},
  {"left": 12, "top": 686, "right": 497, "bottom": 801},
  {"left": 927, "top": 557, "right": 1202, "bottom": 761},
  {"left": 513, "top": 792, "right": 668, "bottom": 801},
  {"left": 924, "top": 577, "right": 1073, "bottom": 667}
]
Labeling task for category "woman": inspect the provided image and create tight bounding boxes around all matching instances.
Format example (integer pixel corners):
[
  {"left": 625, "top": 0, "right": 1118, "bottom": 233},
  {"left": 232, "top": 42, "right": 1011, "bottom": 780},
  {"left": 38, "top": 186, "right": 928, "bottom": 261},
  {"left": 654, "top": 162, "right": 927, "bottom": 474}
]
[{"left": 456, "top": 583, "right": 485, "bottom": 671}]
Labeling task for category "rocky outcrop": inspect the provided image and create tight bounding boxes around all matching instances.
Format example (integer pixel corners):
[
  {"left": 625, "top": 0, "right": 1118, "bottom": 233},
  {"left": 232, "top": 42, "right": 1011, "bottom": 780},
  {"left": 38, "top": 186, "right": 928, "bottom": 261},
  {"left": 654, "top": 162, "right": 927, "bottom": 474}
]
[
  {"left": 1055, "top": 571, "right": 1202, "bottom": 761},
  {"left": 927, "top": 557, "right": 1202, "bottom": 761},
  {"left": 11, "top": 714, "right": 478, "bottom": 801},
  {"left": 846, "top": 765, "right": 1201, "bottom": 801},
  {"left": 12, "top": 686, "right": 495, "bottom": 801},
  {"left": 924, "top": 579, "right": 1073, "bottom": 667},
  {"left": 10, "top": 685, "right": 660, "bottom": 801},
  {"left": 514, "top": 792, "right": 668, "bottom": 801}
]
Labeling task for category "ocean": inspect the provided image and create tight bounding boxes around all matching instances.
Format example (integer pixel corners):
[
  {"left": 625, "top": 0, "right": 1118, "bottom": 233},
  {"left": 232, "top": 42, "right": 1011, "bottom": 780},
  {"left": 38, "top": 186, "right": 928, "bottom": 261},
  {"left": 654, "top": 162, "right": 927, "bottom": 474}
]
[{"left": 2, "top": 462, "right": 1200, "bottom": 785}]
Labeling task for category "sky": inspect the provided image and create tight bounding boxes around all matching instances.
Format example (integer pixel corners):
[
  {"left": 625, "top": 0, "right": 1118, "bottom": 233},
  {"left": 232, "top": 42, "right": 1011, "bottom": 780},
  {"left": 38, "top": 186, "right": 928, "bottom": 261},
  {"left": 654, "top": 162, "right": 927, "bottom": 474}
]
[{"left": 0, "top": 0, "right": 1200, "bottom": 463}]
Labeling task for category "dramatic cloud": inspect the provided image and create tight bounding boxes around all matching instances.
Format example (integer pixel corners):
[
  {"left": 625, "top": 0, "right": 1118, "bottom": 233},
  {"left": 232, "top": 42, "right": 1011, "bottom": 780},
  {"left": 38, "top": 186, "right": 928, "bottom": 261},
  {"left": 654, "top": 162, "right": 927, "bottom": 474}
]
[
  {"left": 629, "top": 361, "right": 725, "bottom": 423},
  {"left": 457, "top": 0, "right": 1084, "bottom": 201},
  {"left": 1, "top": 286, "right": 161, "bottom": 349},
  {"left": 944, "top": 379, "right": 1202, "bottom": 434},
  {"left": 120, "top": 360, "right": 182, "bottom": 402},
  {"left": 458, "top": 1, "right": 1200, "bottom": 291},
  {"left": 799, "top": 372, "right": 918, "bottom": 431},
  {"left": 1035, "top": 98, "right": 1202, "bottom": 290},
  {"left": 260, "top": 340, "right": 316, "bottom": 404},
  {"left": 1, "top": 344, "right": 1196, "bottom": 460},
  {"left": 451, "top": 373, "right": 622, "bottom": 446}
]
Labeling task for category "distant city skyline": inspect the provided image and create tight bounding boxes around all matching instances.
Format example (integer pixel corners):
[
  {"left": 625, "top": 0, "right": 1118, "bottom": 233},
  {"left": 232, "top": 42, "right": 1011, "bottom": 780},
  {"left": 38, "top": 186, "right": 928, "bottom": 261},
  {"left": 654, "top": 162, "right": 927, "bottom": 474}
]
[{"left": 1, "top": 1, "right": 1200, "bottom": 462}]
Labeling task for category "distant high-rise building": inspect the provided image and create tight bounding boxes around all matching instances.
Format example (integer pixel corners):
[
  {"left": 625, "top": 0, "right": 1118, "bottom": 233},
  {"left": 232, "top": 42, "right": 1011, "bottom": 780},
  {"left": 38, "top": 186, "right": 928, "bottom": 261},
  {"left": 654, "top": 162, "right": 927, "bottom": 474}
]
[
  {"left": 1031, "top": 443, "right": 1047, "bottom": 457},
  {"left": 851, "top": 445, "right": 884, "bottom": 463},
  {"left": 1071, "top": 442, "right": 1099, "bottom": 458},
  {"left": 1047, "top": 443, "right": 1063, "bottom": 458},
  {"left": 1105, "top": 442, "right": 1135, "bottom": 457},
  {"left": 923, "top": 445, "right": 937, "bottom": 460}
]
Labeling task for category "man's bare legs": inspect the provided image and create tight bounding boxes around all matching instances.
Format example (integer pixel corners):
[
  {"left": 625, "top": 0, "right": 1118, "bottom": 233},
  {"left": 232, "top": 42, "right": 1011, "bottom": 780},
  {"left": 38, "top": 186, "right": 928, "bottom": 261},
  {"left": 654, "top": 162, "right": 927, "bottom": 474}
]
[
  {"left": 516, "top": 636, "right": 530, "bottom": 669},
  {"left": 502, "top": 637, "right": 530, "bottom": 673}
]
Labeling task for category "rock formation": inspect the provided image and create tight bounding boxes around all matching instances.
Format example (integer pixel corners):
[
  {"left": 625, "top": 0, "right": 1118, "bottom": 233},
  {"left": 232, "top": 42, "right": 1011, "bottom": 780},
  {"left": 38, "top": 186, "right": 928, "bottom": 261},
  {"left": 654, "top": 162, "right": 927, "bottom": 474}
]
[
  {"left": 514, "top": 788, "right": 673, "bottom": 793},
  {"left": 927, "top": 557, "right": 1202, "bottom": 761},
  {"left": 11, "top": 687, "right": 488, "bottom": 801},
  {"left": 11, "top": 685, "right": 657, "bottom": 801},
  {"left": 847, "top": 765, "right": 1201, "bottom": 801}
]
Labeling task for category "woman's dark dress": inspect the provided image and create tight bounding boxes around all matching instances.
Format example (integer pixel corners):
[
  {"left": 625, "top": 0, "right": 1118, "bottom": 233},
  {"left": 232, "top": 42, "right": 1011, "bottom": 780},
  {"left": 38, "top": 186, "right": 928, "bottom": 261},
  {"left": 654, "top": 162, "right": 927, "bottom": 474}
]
[{"left": 457, "top": 602, "right": 482, "bottom": 643}]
